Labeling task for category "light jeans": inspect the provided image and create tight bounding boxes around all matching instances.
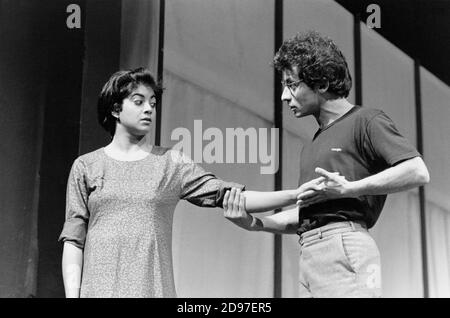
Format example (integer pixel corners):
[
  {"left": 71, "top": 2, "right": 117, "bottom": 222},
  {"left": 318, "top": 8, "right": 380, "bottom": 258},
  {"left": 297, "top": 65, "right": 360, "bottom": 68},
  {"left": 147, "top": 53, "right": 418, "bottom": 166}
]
[{"left": 298, "top": 221, "right": 382, "bottom": 298}]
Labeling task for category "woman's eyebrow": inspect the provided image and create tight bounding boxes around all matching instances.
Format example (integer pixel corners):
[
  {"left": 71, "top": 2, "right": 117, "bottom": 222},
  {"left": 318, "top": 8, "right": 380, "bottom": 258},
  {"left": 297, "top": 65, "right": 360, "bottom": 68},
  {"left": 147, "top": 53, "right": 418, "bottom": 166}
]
[{"left": 130, "top": 93, "right": 145, "bottom": 98}]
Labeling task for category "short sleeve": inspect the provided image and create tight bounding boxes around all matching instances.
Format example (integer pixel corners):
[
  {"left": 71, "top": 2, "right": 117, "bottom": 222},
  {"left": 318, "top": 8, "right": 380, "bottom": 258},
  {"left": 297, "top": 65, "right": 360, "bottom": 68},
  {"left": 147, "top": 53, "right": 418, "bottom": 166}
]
[
  {"left": 58, "top": 159, "right": 90, "bottom": 249},
  {"left": 173, "top": 151, "right": 245, "bottom": 208},
  {"left": 364, "top": 111, "right": 421, "bottom": 167}
]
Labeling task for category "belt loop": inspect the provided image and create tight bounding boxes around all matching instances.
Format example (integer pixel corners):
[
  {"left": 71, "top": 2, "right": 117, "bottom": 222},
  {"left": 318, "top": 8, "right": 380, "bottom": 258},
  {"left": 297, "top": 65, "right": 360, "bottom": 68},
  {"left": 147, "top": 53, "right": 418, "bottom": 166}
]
[
  {"left": 350, "top": 221, "right": 355, "bottom": 231},
  {"left": 318, "top": 228, "right": 322, "bottom": 239}
]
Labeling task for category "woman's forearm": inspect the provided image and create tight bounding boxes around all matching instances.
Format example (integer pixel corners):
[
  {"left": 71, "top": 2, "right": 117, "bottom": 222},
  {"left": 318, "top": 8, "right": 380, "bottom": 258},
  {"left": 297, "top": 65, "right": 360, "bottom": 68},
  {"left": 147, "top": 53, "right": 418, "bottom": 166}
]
[
  {"left": 62, "top": 242, "right": 83, "bottom": 298},
  {"left": 243, "top": 190, "right": 297, "bottom": 213}
]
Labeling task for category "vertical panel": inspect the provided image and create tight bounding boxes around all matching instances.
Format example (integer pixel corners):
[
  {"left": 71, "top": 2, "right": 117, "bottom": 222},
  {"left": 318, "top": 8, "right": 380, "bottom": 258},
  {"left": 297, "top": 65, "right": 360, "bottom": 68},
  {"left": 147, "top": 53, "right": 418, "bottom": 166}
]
[
  {"left": 119, "top": 0, "right": 162, "bottom": 146},
  {"left": 79, "top": 0, "right": 122, "bottom": 155},
  {"left": 283, "top": 0, "right": 356, "bottom": 140},
  {"left": 421, "top": 67, "right": 450, "bottom": 297},
  {"left": 425, "top": 202, "right": 450, "bottom": 297},
  {"left": 281, "top": 0, "right": 355, "bottom": 297},
  {"left": 421, "top": 68, "right": 450, "bottom": 212},
  {"left": 273, "top": 0, "right": 283, "bottom": 298},
  {"left": 37, "top": 0, "right": 86, "bottom": 297},
  {"left": 281, "top": 130, "right": 306, "bottom": 297},
  {"left": 360, "top": 23, "right": 423, "bottom": 297},
  {"left": 0, "top": 0, "right": 49, "bottom": 297},
  {"left": 163, "top": 0, "right": 275, "bottom": 297}
]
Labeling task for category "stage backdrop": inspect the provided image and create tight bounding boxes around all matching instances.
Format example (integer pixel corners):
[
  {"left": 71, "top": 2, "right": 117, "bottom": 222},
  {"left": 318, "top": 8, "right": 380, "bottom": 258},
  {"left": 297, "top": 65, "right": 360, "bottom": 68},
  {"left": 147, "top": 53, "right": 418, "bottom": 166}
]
[{"left": 421, "top": 67, "right": 450, "bottom": 297}]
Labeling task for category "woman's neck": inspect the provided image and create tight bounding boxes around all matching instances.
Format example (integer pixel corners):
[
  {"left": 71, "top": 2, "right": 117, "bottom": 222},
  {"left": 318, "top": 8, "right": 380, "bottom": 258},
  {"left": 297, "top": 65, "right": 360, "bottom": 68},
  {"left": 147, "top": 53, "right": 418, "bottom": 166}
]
[{"left": 105, "top": 131, "right": 153, "bottom": 160}]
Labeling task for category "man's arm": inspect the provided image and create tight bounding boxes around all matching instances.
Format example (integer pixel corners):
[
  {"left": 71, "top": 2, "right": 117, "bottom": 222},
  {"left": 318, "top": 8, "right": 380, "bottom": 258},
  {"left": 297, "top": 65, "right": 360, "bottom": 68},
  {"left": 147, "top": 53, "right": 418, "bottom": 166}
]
[
  {"left": 62, "top": 242, "right": 83, "bottom": 298},
  {"left": 223, "top": 188, "right": 299, "bottom": 234},
  {"left": 298, "top": 156, "right": 430, "bottom": 207}
]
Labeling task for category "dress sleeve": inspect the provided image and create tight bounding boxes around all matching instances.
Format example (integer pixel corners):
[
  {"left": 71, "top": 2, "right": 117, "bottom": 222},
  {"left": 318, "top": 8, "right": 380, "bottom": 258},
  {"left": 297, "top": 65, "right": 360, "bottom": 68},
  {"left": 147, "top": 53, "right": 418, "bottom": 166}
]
[
  {"left": 58, "top": 159, "right": 90, "bottom": 249},
  {"left": 174, "top": 151, "right": 245, "bottom": 208},
  {"left": 364, "top": 111, "right": 421, "bottom": 167}
]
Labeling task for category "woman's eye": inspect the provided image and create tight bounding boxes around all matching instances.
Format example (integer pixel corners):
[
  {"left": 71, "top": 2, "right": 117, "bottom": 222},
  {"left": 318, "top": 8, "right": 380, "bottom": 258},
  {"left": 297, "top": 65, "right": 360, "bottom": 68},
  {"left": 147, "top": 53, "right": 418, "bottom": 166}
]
[
  {"left": 150, "top": 102, "right": 156, "bottom": 108},
  {"left": 134, "top": 100, "right": 143, "bottom": 106}
]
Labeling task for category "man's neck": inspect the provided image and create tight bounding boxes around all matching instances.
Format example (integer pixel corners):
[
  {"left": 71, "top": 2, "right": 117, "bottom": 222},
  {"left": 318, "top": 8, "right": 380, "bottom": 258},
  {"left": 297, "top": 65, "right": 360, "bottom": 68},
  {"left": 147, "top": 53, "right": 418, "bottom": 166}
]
[{"left": 317, "top": 98, "right": 354, "bottom": 128}]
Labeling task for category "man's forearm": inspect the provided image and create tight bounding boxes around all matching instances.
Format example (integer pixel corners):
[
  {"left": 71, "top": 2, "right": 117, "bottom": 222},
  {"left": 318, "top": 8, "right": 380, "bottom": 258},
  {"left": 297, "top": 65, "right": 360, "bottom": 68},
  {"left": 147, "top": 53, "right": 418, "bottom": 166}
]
[
  {"left": 249, "top": 209, "right": 299, "bottom": 234},
  {"left": 352, "top": 156, "right": 430, "bottom": 196},
  {"left": 243, "top": 190, "right": 297, "bottom": 213}
]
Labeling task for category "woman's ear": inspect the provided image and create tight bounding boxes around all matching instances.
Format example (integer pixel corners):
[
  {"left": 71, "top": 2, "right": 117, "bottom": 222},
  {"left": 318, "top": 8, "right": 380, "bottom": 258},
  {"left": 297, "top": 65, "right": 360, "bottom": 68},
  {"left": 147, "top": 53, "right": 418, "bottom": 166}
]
[{"left": 111, "top": 103, "right": 121, "bottom": 120}]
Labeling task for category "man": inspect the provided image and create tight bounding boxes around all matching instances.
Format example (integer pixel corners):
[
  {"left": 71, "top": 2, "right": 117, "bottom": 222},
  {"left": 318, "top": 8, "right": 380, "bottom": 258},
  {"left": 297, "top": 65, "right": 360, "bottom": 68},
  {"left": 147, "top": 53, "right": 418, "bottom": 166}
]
[{"left": 223, "top": 31, "right": 429, "bottom": 297}]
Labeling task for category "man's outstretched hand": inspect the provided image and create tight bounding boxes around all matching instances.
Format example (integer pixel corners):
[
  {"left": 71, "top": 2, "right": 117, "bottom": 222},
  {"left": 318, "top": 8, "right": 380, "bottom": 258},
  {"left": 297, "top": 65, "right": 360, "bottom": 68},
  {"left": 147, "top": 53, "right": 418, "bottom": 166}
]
[{"left": 297, "top": 167, "right": 358, "bottom": 208}]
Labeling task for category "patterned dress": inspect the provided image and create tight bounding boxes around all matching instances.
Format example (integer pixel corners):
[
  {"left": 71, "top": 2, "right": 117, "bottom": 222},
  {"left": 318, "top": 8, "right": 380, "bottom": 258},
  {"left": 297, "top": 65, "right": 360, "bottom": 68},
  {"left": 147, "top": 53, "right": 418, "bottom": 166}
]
[{"left": 59, "top": 146, "right": 243, "bottom": 297}]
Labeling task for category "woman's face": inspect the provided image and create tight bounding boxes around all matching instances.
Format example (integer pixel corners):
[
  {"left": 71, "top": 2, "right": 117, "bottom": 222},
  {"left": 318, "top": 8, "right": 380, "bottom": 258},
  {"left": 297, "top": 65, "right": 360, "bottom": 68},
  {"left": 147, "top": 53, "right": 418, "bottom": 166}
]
[{"left": 115, "top": 84, "right": 156, "bottom": 136}]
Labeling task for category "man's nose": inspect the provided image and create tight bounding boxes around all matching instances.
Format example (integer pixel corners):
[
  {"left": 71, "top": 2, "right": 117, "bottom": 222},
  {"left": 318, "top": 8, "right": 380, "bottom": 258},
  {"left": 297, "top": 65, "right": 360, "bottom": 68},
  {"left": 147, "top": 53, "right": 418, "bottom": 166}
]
[{"left": 281, "top": 86, "right": 291, "bottom": 102}]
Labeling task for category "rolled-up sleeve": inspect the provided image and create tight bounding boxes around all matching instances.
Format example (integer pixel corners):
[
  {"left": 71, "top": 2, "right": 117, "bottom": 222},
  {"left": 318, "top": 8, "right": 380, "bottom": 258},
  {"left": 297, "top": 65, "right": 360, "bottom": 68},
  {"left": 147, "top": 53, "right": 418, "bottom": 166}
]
[
  {"left": 175, "top": 151, "right": 245, "bottom": 208},
  {"left": 58, "top": 159, "right": 90, "bottom": 249}
]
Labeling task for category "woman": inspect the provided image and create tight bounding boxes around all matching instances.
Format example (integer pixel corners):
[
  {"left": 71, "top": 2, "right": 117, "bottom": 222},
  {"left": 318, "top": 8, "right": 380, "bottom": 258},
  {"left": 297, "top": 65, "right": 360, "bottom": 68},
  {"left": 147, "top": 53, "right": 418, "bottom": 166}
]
[{"left": 59, "top": 68, "right": 319, "bottom": 298}]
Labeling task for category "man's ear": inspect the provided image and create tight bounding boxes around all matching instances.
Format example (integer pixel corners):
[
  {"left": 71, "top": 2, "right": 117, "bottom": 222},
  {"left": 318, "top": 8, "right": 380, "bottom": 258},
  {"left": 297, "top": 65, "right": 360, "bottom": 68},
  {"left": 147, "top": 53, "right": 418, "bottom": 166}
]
[{"left": 317, "top": 80, "right": 329, "bottom": 93}]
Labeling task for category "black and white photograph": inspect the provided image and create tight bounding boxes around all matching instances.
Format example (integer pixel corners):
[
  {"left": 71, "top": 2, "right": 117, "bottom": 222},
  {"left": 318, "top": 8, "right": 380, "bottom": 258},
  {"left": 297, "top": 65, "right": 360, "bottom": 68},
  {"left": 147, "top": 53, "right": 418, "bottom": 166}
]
[{"left": 0, "top": 0, "right": 449, "bottom": 301}]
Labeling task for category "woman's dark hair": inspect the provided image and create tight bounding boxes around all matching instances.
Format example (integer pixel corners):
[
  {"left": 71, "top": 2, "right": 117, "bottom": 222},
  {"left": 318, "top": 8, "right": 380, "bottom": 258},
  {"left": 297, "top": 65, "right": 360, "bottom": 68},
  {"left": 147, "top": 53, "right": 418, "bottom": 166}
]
[
  {"left": 97, "top": 67, "right": 163, "bottom": 136},
  {"left": 273, "top": 31, "right": 352, "bottom": 98}
]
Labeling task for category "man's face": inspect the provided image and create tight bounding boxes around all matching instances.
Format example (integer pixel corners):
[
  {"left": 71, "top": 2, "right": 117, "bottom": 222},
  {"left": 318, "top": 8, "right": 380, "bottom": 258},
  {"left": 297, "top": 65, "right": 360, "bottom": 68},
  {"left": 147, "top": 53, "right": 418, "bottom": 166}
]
[
  {"left": 281, "top": 67, "right": 320, "bottom": 118},
  {"left": 115, "top": 84, "right": 156, "bottom": 136}
]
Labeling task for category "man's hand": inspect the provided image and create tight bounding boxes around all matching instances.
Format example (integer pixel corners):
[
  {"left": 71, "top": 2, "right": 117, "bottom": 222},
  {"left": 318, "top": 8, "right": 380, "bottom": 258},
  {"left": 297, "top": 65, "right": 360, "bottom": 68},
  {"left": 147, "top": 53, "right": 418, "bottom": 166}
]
[
  {"left": 297, "top": 167, "right": 358, "bottom": 208},
  {"left": 223, "top": 187, "right": 254, "bottom": 230},
  {"left": 294, "top": 176, "right": 326, "bottom": 198}
]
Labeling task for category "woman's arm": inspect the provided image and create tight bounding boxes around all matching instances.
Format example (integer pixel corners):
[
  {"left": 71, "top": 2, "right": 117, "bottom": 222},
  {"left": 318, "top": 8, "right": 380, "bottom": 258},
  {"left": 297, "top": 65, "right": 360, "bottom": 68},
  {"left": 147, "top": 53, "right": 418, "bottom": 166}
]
[
  {"left": 62, "top": 242, "right": 83, "bottom": 298},
  {"left": 243, "top": 176, "right": 325, "bottom": 213},
  {"left": 223, "top": 188, "right": 299, "bottom": 234}
]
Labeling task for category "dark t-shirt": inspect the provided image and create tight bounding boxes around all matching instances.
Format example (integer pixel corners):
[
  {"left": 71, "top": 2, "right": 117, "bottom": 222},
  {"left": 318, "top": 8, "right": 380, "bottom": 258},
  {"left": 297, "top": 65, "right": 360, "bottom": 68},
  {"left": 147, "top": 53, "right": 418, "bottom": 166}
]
[{"left": 298, "top": 105, "right": 420, "bottom": 230}]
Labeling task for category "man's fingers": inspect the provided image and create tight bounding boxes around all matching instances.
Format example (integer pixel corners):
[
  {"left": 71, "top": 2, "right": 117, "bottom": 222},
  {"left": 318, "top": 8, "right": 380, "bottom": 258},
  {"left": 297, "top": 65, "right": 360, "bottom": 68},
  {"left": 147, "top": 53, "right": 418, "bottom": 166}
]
[
  {"left": 315, "top": 167, "right": 341, "bottom": 181},
  {"left": 298, "top": 195, "right": 325, "bottom": 208},
  {"left": 297, "top": 189, "right": 320, "bottom": 200},
  {"left": 312, "top": 176, "right": 326, "bottom": 184}
]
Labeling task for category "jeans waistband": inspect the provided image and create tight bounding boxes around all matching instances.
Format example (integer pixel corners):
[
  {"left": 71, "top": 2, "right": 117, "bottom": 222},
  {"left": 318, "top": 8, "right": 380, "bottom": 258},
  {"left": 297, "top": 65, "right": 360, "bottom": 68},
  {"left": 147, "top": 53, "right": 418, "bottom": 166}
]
[{"left": 298, "top": 220, "right": 367, "bottom": 246}]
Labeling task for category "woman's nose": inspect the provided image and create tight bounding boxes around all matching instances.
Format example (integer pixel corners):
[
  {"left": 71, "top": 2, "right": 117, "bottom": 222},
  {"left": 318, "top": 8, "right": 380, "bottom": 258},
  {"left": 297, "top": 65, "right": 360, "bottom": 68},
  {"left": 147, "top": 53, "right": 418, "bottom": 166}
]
[{"left": 143, "top": 102, "right": 152, "bottom": 113}]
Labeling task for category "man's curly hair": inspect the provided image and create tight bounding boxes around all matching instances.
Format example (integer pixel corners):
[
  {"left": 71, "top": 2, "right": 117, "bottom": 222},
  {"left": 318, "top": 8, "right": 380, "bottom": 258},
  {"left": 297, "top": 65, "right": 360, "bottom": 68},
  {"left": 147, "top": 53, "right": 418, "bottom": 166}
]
[{"left": 273, "top": 31, "right": 352, "bottom": 98}]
